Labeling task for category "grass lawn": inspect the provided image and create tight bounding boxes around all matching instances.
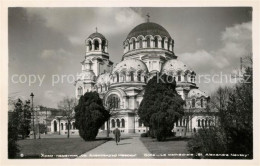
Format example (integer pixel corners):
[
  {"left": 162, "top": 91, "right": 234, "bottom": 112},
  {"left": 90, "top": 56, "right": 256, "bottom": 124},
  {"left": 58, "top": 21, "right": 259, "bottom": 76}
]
[
  {"left": 17, "top": 137, "right": 110, "bottom": 159},
  {"left": 140, "top": 137, "right": 191, "bottom": 159}
]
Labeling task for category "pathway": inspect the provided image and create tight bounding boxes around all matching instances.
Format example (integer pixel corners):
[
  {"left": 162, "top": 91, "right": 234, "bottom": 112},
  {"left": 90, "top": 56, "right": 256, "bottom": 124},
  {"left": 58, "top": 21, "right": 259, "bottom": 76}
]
[{"left": 78, "top": 134, "right": 153, "bottom": 159}]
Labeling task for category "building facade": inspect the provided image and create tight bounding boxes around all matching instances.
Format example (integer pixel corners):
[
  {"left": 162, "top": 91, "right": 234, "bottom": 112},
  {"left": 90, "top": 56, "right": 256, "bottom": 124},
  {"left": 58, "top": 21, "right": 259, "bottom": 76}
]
[{"left": 50, "top": 19, "right": 216, "bottom": 135}]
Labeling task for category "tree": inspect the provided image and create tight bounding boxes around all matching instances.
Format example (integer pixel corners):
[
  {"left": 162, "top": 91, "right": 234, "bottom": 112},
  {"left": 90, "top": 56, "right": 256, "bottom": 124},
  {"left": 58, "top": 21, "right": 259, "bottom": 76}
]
[
  {"left": 138, "top": 74, "right": 185, "bottom": 141},
  {"left": 187, "top": 57, "right": 253, "bottom": 158},
  {"left": 75, "top": 91, "right": 110, "bottom": 141},
  {"left": 10, "top": 99, "right": 31, "bottom": 139},
  {"left": 58, "top": 97, "right": 77, "bottom": 138}
]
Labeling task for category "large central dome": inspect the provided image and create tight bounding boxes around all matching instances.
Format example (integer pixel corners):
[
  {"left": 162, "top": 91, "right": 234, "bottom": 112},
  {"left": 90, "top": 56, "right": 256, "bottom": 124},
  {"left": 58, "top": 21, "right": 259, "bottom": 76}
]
[{"left": 126, "top": 22, "right": 171, "bottom": 40}]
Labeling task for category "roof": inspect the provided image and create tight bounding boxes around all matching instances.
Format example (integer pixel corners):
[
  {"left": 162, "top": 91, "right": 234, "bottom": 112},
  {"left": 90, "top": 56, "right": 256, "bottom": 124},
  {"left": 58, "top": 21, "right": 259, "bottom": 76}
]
[
  {"left": 188, "top": 89, "right": 208, "bottom": 98},
  {"left": 126, "top": 22, "right": 171, "bottom": 40},
  {"left": 162, "top": 59, "right": 193, "bottom": 73},
  {"left": 112, "top": 59, "right": 148, "bottom": 73},
  {"left": 88, "top": 32, "right": 106, "bottom": 40}
]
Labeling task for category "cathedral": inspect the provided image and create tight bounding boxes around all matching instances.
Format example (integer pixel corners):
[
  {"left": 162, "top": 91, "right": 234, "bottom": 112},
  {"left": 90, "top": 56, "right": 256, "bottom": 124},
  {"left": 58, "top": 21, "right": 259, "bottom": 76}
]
[{"left": 50, "top": 17, "right": 217, "bottom": 136}]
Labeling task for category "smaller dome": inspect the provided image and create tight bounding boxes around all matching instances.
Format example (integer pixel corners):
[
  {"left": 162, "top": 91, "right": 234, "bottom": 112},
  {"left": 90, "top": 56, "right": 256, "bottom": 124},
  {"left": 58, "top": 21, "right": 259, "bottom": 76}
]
[
  {"left": 96, "top": 73, "right": 111, "bottom": 85},
  {"left": 188, "top": 89, "right": 208, "bottom": 98},
  {"left": 78, "top": 70, "right": 96, "bottom": 81},
  {"left": 162, "top": 59, "right": 192, "bottom": 74},
  {"left": 113, "top": 59, "right": 148, "bottom": 73},
  {"left": 88, "top": 32, "right": 106, "bottom": 40}
]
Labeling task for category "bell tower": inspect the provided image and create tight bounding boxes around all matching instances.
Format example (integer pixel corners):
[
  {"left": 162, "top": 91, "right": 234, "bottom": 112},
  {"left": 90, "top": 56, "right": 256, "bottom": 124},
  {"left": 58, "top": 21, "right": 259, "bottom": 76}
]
[{"left": 84, "top": 29, "right": 113, "bottom": 76}]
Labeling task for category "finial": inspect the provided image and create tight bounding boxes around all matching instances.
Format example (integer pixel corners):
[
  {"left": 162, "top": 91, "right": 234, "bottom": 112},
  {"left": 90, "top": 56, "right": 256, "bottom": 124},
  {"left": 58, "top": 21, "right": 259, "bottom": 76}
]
[
  {"left": 95, "top": 27, "right": 98, "bottom": 33},
  {"left": 146, "top": 13, "right": 150, "bottom": 22}
]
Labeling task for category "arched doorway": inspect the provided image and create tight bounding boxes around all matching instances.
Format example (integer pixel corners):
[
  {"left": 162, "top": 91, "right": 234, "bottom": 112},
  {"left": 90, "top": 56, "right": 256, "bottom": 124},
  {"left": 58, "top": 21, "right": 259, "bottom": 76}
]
[{"left": 54, "top": 120, "right": 57, "bottom": 132}]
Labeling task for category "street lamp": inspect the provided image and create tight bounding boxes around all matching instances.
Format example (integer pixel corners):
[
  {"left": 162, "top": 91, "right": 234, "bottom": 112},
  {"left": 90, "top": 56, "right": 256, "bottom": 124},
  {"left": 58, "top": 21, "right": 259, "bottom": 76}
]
[
  {"left": 30, "top": 93, "right": 36, "bottom": 139},
  {"left": 35, "top": 106, "right": 41, "bottom": 139}
]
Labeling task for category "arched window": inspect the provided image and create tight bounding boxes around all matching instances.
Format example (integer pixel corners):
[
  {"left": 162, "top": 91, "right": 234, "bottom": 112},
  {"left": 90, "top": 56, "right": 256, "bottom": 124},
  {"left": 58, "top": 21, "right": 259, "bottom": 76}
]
[
  {"left": 130, "top": 71, "right": 134, "bottom": 81},
  {"left": 178, "top": 74, "right": 181, "bottom": 81},
  {"left": 128, "top": 42, "right": 130, "bottom": 51},
  {"left": 114, "top": 73, "right": 119, "bottom": 82},
  {"left": 78, "top": 86, "right": 83, "bottom": 96},
  {"left": 139, "top": 38, "right": 143, "bottom": 48},
  {"left": 162, "top": 38, "right": 165, "bottom": 48},
  {"left": 137, "top": 72, "right": 141, "bottom": 82},
  {"left": 198, "top": 119, "right": 201, "bottom": 127},
  {"left": 180, "top": 118, "right": 182, "bottom": 126},
  {"left": 116, "top": 119, "right": 120, "bottom": 127},
  {"left": 138, "top": 119, "right": 142, "bottom": 127},
  {"left": 183, "top": 119, "right": 186, "bottom": 126},
  {"left": 191, "top": 75, "right": 195, "bottom": 83},
  {"left": 107, "top": 94, "right": 120, "bottom": 109},
  {"left": 133, "top": 40, "right": 136, "bottom": 49},
  {"left": 102, "top": 40, "right": 106, "bottom": 51},
  {"left": 61, "top": 123, "right": 63, "bottom": 130},
  {"left": 144, "top": 76, "right": 147, "bottom": 83},
  {"left": 146, "top": 37, "right": 150, "bottom": 48},
  {"left": 205, "top": 119, "right": 208, "bottom": 127},
  {"left": 94, "top": 40, "right": 99, "bottom": 50},
  {"left": 201, "top": 98, "right": 204, "bottom": 107},
  {"left": 202, "top": 119, "right": 205, "bottom": 127},
  {"left": 192, "top": 99, "right": 196, "bottom": 108},
  {"left": 88, "top": 41, "right": 92, "bottom": 51},
  {"left": 111, "top": 119, "right": 115, "bottom": 128},
  {"left": 154, "top": 37, "right": 158, "bottom": 48},
  {"left": 54, "top": 120, "right": 57, "bottom": 132},
  {"left": 121, "top": 119, "right": 125, "bottom": 128}
]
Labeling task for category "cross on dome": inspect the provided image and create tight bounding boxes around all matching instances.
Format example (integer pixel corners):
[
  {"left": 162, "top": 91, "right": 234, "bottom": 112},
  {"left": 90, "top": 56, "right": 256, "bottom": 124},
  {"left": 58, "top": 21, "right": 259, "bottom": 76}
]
[
  {"left": 95, "top": 27, "right": 98, "bottom": 33},
  {"left": 146, "top": 13, "right": 150, "bottom": 22}
]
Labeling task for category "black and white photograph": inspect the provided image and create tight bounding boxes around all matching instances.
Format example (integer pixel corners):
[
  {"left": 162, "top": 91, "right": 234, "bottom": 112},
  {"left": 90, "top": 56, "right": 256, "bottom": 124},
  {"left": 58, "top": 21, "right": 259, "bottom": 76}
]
[{"left": 3, "top": 3, "right": 258, "bottom": 163}]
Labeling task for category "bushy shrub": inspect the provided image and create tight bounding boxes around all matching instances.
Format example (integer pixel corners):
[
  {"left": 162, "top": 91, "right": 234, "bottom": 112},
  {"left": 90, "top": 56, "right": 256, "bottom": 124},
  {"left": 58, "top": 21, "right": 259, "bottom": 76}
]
[
  {"left": 187, "top": 127, "right": 227, "bottom": 159},
  {"left": 8, "top": 120, "right": 20, "bottom": 158},
  {"left": 75, "top": 92, "right": 110, "bottom": 141},
  {"left": 140, "top": 133, "right": 148, "bottom": 137}
]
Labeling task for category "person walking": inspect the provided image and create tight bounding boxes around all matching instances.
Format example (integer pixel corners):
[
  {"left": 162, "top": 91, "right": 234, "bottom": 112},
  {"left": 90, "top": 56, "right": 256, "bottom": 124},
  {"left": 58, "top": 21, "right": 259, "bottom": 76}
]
[{"left": 113, "top": 128, "right": 121, "bottom": 145}]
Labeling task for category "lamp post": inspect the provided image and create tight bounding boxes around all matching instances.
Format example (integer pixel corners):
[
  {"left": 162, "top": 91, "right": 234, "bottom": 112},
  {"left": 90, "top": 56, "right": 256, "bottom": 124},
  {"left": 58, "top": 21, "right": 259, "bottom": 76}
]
[
  {"left": 30, "top": 93, "right": 36, "bottom": 139},
  {"left": 35, "top": 106, "right": 41, "bottom": 139}
]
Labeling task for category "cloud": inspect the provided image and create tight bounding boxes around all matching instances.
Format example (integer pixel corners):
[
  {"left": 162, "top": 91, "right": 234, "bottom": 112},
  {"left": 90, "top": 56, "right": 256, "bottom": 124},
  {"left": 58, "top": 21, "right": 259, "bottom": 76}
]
[
  {"left": 179, "top": 21, "right": 252, "bottom": 74},
  {"left": 179, "top": 21, "right": 252, "bottom": 93},
  {"left": 26, "top": 8, "right": 144, "bottom": 45},
  {"left": 40, "top": 49, "right": 73, "bottom": 61},
  {"left": 44, "top": 90, "right": 66, "bottom": 106}
]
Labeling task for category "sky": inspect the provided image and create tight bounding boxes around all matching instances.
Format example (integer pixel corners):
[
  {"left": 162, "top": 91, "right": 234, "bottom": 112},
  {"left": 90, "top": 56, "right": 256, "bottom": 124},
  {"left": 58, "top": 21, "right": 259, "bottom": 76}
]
[{"left": 8, "top": 7, "right": 252, "bottom": 108}]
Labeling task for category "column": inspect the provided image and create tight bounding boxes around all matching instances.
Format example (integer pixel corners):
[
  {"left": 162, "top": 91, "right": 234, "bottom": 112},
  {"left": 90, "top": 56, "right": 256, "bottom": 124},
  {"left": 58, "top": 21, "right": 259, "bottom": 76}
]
[
  {"left": 158, "top": 39, "right": 162, "bottom": 48},
  {"left": 99, "top": 43, "right": 102, "bottom": 51}
]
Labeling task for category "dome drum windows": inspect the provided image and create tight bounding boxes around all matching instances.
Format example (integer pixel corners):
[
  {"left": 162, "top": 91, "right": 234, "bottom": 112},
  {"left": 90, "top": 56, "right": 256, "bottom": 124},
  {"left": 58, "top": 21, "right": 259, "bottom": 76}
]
[
  {"left": 107, "top": 94, "right": 120, "bottom": 109},
  {"left": 197, "top": 118, "right": 213, "bottom": 128},
  {"left": 192, "top": 98, "right": 196, "bottom": 108},
  {"left": 94, "top": 40, "right": 100, "bottom": 51}
]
